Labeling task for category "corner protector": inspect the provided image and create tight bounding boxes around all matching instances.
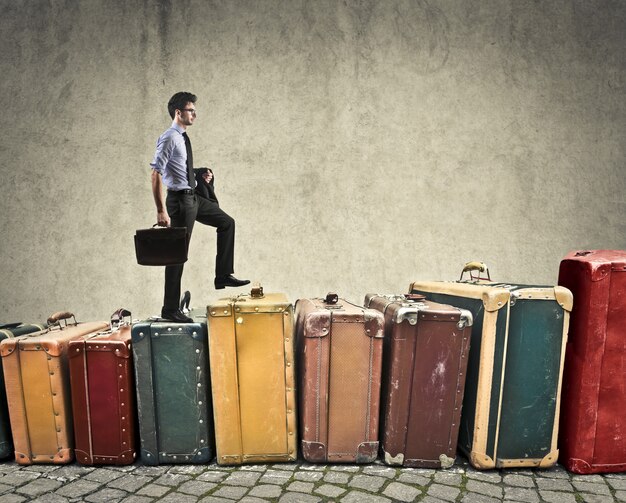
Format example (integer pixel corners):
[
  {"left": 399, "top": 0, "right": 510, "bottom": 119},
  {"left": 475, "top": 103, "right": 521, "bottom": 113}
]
[
  {"left": 356, "top": 441, "right": 379, "bottom": 463},
  {"left": 566, "top": 457, "right": 592, "bottom": 474},
  {"left": 0, "top": 339, "right": 17, "bottom": 357},
  {"left": 554, "top": 287, "right": 573, "bottom": 312},
  {"left": 539, "top": 449, "right": 559, "bottom": 468},
  {"left": 482, "top": 290, "right": 509, "bottom": 312},
  {"left": 190, "top": 325, "right": 207, "bottom": 341},
  {"left": 469, "top": 450, "right": 495, "bottom": 470},
  {"left": 218, "top": 454, "right": 242, "bottom": 465},
  {"left": 54, "top": 448, "right": 73, "bottom": 463},
  {"left": 302, "top": 441, "right": 327, "bottom": 462},
  {"left": 458, "top": 309, "right": 474, "bottom": 329},
  {"left": 140, "top": 449, "right": 158, "bottom": 465},
  {"left": 131, "top": 329, "right": 147, "bottom": 343},
  {"left": 15, "top": 451, "right": 32, "bottom": 465},
  {"left": 208, "top": 306, "right": 233, "bottom": 317},
  {"left": 75, "top": 449, "right": 92, "bottom": 465},
  {"left": 439, "top": 453, "right": 455, "bottom": 468},
  {"left": 44, "top": 343, "right": 63, "bottom": 358},
  {"left": 364, "top": 314, "right": 384, "bottom": 338},
  {"left": 383, "top": 449, "right": 404, "bottom": 466},
  {"left": 192, "top": 447, "right": 211, "bottom": 462},
  {"left": 304, "top": 312, "right": 330, "bottom": 338}
]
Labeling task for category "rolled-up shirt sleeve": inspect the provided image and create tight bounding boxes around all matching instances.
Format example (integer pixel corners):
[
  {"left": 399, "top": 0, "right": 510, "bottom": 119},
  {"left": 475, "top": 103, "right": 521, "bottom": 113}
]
[{"left": 150, "top": 134, "right": 175, "bottom": 174}]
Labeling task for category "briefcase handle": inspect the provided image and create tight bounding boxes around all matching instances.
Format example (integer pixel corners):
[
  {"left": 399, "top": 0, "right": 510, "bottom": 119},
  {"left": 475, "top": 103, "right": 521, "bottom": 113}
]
[
  {"left": 459, "top": 261, "right": 491, "bottom": 282},
  {"left": 47, "top": 311, "right": 77, "bottom": 328}
]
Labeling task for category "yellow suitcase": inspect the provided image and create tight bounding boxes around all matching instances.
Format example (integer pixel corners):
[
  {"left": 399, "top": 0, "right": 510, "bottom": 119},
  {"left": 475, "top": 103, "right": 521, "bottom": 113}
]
[
  {"left": 0, "top": 313, "right": 108, "bottom": 465},
  {"left": 208, "top": 285, "right": 297, "bottom": 465}
]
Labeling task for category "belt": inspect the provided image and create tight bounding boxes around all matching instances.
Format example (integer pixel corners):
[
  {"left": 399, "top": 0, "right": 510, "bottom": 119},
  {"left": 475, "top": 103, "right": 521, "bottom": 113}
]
[{"left": 167, "top": 188, "right": 194, "bottom": 195}]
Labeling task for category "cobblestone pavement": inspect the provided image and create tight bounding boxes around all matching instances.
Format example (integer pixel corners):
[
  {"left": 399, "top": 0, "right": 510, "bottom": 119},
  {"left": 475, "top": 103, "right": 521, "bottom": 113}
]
[{"left": 0, "top": 456, "right": 624, "bottom": 503}]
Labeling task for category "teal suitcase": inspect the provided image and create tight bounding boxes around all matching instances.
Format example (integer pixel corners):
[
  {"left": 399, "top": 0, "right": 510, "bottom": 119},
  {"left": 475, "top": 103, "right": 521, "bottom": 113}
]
[
  {"left": 0, "top": 323, "right": 46, "bottom": 459},
  {"left": 131, "top": 311, "right": 213, "bottom": 465},
  {"left": 409, "top": 264, "right": 572, "bottom": 469}
]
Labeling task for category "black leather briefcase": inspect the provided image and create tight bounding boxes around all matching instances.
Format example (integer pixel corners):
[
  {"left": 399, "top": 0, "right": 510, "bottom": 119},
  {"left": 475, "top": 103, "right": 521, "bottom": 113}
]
[{"left": 134, "top": 225, "right": 189, "bottom": 266}]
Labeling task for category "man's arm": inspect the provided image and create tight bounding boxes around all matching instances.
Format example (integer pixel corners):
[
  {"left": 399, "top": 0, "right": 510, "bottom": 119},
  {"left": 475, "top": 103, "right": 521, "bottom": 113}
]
[{"left": 151, "top": 169, "right": 170, "bottom": 227}]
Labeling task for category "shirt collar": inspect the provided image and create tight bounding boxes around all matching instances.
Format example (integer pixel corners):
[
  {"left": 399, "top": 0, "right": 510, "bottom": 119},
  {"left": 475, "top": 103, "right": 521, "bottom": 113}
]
[{"left": 170, "top": 121, "right": 186, "bottom": 135}]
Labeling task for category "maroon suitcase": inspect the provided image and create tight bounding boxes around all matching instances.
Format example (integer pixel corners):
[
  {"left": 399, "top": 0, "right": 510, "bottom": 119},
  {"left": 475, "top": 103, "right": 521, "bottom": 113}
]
[
  {"left": 68, "top": 309, "right": 137, "bottom": 465},
  {"left": 295, "top": 293, "right": 384, "bottom": 463},
  {"left": 558, "top": 250, "right": 626, "bottom": 474},
  {"left": 366, "top": 293, "right": 472, "bottom": 468}
]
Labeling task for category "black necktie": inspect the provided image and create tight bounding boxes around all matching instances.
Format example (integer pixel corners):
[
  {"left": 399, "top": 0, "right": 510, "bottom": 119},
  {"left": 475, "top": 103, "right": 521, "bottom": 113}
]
[{"left": 182, "top": 132, "right": 194, "bottom": 189}]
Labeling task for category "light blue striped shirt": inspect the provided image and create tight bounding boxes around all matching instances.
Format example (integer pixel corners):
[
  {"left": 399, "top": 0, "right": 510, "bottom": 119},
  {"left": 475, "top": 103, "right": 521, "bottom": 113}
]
[{"left": 150, "top": 122, "right": 196, "bottom": 190}]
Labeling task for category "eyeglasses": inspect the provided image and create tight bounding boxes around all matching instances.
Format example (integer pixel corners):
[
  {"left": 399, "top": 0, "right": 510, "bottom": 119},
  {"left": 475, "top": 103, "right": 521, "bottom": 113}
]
[{"left": 181, "top": 108, "right": 197, "bottom": 115}]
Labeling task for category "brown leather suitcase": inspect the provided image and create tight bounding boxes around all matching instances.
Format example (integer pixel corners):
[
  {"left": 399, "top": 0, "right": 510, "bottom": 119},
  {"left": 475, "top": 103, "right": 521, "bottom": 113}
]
[
  {"left": 68, "top": 309, "right": 136, "bottom": 465},
  {"left": 365, "top": 293, "right": 473, "bottom": 468},
  {"left": 295, "top": 293, "right": 384, "bottom": 463},
  {"left": 0, "top": 313, "right": 108, "bottom": 465}
]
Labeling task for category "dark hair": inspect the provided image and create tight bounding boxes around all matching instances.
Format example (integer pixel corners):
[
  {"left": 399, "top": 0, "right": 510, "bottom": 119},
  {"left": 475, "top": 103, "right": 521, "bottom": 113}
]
[{"left": 168, "top": 92, "right": 197, "bottom": 119}]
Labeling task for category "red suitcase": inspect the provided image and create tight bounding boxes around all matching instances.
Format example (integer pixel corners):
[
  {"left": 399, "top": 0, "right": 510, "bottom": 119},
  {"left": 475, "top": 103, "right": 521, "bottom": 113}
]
[
  {"left": 68, "top": 309, "right": 137, "bottom": 465},
  {"left": 558, "top": 250, "right": 626, "bottom": 474}
]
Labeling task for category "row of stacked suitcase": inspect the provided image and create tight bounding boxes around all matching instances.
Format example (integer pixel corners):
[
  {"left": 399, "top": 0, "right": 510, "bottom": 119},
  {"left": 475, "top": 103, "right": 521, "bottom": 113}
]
[{"left": 0, "top": 249, "right": 623, "bottom": 474}]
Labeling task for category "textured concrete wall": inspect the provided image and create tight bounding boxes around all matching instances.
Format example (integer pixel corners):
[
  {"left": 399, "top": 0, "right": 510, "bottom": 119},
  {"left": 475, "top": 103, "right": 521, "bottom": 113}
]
[{"left": 0, "top": 0, "right": 624, "bottom": 321}]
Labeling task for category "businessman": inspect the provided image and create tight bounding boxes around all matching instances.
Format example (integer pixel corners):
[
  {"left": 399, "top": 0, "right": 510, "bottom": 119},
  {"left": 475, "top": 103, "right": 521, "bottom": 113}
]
[{"left": 151, "top": 91, "right": 249, "bottom": 323}]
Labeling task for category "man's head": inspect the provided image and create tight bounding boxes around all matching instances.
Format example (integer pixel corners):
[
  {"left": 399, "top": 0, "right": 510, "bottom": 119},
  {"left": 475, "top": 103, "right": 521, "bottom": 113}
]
[{"left": 168, "top": 91, "right": 197, "bottom": 127}]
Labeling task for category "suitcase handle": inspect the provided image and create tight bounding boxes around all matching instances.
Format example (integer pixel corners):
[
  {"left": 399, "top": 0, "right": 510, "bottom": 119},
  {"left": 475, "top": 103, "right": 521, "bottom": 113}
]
[
  {"left": 459, "top": 261, "right": 491, "bottom": 282},
  {"left": 47, "top": 311, "right": 77, "bottom": 327},
  {"left": 111, "top": 308, "right": 132, "bottom": 327},
  {"left": 404, "top": 293, "right": 426, "bottom": 301},
  {"left": 0, "top": 322, "right": 22, "bottom": 329},
  {"left": 250, "top": 283, "right": 264, "bottom": 298},
  {"left": 324, "top": 292, "right": 339, "bottom": 305}
]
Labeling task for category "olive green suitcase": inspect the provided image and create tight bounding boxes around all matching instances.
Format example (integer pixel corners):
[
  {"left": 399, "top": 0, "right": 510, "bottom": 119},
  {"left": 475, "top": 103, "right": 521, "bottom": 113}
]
[
  {"left": 131, "top": 309, "right": 213, "bottom": 465},
  {"left": 409, "top": 263, "right": 572, "bottom": 469}
]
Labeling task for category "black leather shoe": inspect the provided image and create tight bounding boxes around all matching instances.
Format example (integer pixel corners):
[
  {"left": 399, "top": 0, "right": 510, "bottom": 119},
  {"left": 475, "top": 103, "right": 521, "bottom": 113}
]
[
  {"left": 161, "top": 308, "right": 193, "bottom": 323},
  {"left": 214, "top": 275, "right": 251, "bottom": 290}
]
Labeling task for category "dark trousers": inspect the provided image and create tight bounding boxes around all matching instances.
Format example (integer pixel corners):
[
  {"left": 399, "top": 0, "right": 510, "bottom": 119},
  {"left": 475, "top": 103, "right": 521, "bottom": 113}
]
[{"left": 163, "top": 191, "right": 235, "bottom": 309}]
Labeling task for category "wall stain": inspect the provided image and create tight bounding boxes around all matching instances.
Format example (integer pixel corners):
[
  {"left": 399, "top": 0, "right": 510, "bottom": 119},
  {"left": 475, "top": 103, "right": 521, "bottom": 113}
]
[
  {"left": 348, "top": 0, "right": 450, "bottom": 76},
  {"left": 156, "top": 0, "right": 173, "bottom": 74}
]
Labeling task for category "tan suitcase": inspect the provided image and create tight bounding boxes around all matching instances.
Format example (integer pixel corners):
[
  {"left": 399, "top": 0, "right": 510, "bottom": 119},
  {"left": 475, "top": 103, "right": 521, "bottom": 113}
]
[
  {"left": 0, "top": 313, "right": 108, "bottom": 465},
  {"left": 208, "top": 285, "right": 297, "bottom": 465},
  {"left": 295, "top": 293, "right": 384, "bottom": 463}
]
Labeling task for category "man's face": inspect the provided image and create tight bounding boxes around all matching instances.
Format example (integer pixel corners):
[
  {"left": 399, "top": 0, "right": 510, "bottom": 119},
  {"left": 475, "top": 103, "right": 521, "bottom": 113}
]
[{"left": 177, "top": 102, "right": 197, "bottom": 127}]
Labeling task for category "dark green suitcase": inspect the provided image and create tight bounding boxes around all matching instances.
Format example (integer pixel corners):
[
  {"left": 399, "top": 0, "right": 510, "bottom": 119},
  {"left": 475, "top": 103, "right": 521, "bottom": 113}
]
[
  {"left": 0, "top": 323, "right": 47, "bottom": 458},
  {"left": 409, "top": 265, "right": 572, "bottom": 469},
  {"left": 131, "top": 311, "right": 213, "bottom": 465}
]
